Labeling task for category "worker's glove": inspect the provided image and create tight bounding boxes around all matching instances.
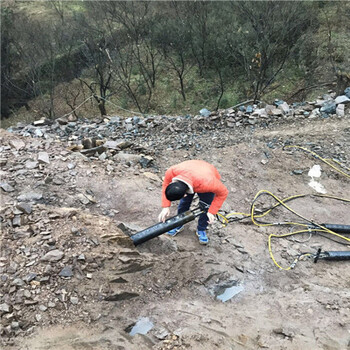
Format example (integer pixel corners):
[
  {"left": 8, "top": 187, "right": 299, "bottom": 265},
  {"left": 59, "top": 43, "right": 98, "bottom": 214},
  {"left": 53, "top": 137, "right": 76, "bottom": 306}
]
[
  {"left": 158, "top": 207, "right": 170, "bottom": 222},
  {"left": 207, "top": 212, "right": 216, "bottom": 225}
]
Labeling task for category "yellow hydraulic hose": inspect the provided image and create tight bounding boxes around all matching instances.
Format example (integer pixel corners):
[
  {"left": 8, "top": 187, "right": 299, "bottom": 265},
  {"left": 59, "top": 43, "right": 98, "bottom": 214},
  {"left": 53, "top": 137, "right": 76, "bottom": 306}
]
[
  {"left": 218, "top": 146, "right": 350, "bottom": 270},
  {"left": 283, "top": 145, "right": 350, "bottom": 179}
]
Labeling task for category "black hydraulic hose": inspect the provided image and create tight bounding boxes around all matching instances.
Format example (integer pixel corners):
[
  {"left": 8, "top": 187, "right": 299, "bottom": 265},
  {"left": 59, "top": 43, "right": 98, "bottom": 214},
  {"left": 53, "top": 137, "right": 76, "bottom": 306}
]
[{"left": 131, "top": 207, "right": 203, "bottom": 246}]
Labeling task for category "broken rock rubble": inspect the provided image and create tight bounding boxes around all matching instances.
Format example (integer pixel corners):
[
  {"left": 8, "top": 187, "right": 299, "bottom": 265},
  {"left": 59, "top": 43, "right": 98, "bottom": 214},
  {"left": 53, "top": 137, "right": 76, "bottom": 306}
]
[
  {"left": 5, "top": 88, "right": 350, "bottom": 158},
  {"left": 0, "top": 130, "right": 134, "bottom": 339}
]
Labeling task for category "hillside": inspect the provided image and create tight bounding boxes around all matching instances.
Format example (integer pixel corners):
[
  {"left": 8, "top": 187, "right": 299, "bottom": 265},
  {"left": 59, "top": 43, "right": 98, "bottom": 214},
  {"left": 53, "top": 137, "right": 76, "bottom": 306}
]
[
  {"left": 1, "top": 88, "right": 350, "bottom": 349},
  {"left": 2, "top": 1, "right": 350, "bottom": 123}
]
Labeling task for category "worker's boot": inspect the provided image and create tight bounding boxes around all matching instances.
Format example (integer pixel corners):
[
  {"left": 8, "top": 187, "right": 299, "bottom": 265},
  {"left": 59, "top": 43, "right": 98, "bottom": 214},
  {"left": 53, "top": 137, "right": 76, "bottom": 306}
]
[
  {"left": 196, "top": 230, "right": 209, "bottom": 245},
  {"left": 166, "top": 226, "right": 184, "bottom": 236}
]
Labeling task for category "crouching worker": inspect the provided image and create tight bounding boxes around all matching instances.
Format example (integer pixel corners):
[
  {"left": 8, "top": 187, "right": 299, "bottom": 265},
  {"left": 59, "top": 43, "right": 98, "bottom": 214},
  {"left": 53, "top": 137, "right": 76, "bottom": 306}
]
[{"left": 158, "top": 160, "right": 228, "bottom": 245}]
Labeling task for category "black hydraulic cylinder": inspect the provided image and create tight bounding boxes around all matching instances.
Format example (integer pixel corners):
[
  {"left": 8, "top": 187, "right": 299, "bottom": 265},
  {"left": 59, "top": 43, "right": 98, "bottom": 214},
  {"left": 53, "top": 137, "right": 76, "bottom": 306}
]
[
  {"left": 321, "top": 224, "right": 350, "bottom": 234},
  {"left": 131, "top": 208, "right": 203, "bottom": 246},
  {"left": 308, "top": 223, "right": 350, "bottom": 234},
  {"left": 318, "top": 251, "right": 350, "bottom": 261}
]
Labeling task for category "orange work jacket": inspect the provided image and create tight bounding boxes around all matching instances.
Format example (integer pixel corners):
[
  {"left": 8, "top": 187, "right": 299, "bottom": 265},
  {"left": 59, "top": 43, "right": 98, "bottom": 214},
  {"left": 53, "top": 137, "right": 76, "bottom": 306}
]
[{"left": 161, "top": 160, "right": 228, "bottom": 215}]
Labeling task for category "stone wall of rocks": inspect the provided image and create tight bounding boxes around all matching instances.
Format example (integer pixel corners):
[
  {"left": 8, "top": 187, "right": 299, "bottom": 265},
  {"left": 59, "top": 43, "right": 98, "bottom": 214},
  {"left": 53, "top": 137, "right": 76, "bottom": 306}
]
[{"left": 6, "top": 89, "right": 350, "bottom": 157}]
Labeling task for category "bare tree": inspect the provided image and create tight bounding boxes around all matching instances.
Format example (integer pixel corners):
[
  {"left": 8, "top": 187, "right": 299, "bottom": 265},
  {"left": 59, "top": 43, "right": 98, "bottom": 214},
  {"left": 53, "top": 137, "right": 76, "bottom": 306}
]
[
  {"left": 1, "top": 5, "right": 14, "bottom": 118},
  {"left": 63, "top": 80, "right": 89, "bottom": 119},
  {"left": 155, "top": 1, "right": 194, "bottom": 101},
  {"left": 185, "top": 1, "right": 210, "bottom": 77},
  {"left": 320, "top": 2, "right": 350, "bottom": 94},
  {"left": 48, "top": 0, "right": 65, "bottom": 23},
  {"left": 3, "top": 1, "right": 82, "bottom": 119},
  {"left": 80, "top": 1, "right": 160, "bottom": 113},
  {"left": 79, "top": 37, "right": 114, "bottom": 116},
  {"left": 104, "top": 1, "right": 161, "bottom": 89},
  {"left": 230, "top": 1, "right": 315, "bottom": 101},
  {"left": 9, "top": 17, "right": 57, "bottom": 118}
]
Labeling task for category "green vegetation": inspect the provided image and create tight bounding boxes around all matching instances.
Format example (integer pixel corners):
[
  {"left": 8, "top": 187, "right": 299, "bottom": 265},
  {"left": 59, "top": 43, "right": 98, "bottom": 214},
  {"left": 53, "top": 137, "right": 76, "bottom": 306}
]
[{"left": 1, "top": 1, "right": 349, "bottom": 126}]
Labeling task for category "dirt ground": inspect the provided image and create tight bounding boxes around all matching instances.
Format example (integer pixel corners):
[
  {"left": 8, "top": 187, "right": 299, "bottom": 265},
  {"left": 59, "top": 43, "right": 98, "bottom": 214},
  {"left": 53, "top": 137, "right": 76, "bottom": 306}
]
[{"left": 1, "top": 116, "right": 350, "bottom": 350}]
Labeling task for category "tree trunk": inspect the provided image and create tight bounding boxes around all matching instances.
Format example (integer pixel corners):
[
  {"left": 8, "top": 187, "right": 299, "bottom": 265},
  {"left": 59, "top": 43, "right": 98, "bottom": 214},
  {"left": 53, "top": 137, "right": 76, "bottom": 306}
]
[
  {"left": 179, "top": 73, "right": 186, "bottom": 101},
  {"left": 98, "top": 100, "right": 107, "bottom": 116},
  {"left": 216, "top": 69, "right": 224, "bottom": 110}
]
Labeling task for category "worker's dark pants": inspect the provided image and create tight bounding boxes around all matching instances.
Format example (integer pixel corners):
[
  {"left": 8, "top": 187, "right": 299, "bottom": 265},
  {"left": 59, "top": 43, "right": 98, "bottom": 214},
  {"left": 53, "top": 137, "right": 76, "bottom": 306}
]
[{"left": 177, "top": 192, "right": 215, "bottom": 231}]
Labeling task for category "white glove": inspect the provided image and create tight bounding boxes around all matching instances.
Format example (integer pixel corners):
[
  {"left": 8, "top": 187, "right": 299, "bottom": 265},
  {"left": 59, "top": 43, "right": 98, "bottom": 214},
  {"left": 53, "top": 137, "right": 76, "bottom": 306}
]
[
  {"left": 158, "top": 207, "right": 170, "bottom": 222},
  {"left": 207, "top": 212, "right": 216, "bottom": 224}
]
